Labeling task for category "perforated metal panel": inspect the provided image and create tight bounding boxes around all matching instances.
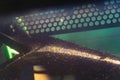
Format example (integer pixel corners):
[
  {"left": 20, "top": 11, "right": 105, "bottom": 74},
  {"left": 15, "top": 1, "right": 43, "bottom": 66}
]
[{"left": 14, "top": 0, "right": 120, "bottom": 36}]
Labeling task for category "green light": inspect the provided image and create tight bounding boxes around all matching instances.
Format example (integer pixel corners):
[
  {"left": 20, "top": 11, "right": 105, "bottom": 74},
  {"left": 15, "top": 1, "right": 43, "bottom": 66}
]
[
  {"left": 17, "top": 18, "right": 28, "bottom": 32},
  {"left": 5, "top": 45, "right": 19, "bottom": 59},
  {"left": 20, "top": 22, "right": 25, "bottom": 26},
  {"left": 26, "top": 31, "right": 29, "bottom": 34},
  {"left": 22, "top": 26, "right": 27, "bottom": 31},
  {"left": 17, "top": 18, "right": 22, "bottom": 23}
]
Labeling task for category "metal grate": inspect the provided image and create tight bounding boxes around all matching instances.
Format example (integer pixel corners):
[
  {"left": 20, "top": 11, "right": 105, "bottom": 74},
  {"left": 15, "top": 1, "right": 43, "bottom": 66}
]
[{"left": 14, "top": 0, "right": 120, "bottom": 35}]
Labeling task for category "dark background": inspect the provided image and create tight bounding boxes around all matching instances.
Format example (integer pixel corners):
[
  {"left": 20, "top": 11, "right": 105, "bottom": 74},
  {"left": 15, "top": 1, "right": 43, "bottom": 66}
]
[{"left": 0, "top": 0, "right": 104, "bottom": 14}]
